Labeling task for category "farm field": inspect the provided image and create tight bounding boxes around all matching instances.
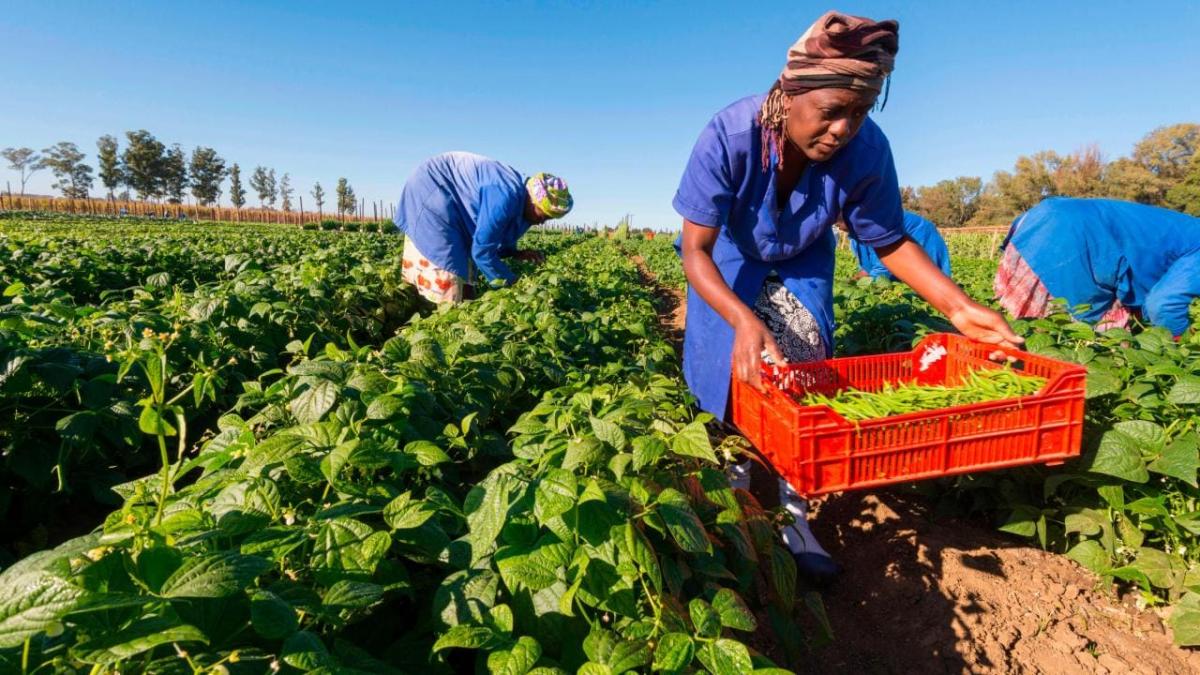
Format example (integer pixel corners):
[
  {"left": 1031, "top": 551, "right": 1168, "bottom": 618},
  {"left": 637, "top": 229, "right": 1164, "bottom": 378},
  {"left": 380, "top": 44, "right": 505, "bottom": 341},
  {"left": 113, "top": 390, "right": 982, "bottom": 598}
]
[{"left": 2, "top": 215, "right": 1200, "bottom": 673}]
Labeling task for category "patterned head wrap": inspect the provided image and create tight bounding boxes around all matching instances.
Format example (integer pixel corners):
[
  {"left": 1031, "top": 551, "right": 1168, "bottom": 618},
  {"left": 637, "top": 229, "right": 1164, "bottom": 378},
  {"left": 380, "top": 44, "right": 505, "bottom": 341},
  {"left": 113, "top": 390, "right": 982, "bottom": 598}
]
[
  {"left": 525, "top": 173, "right": 573, "bottom": 219},
  {"left": 780, "top": 11, "right": 898, "bottom": 96},
  {"left": 760, "top": 11, "right": 900, "bottom": 171}
]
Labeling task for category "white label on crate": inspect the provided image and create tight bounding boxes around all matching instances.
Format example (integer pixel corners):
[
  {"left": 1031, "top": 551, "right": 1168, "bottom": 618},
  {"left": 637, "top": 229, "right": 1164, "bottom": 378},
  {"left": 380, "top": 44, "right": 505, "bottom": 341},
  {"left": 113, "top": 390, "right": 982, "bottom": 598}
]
[{"left": 919, "top": 344, "right": 948, "bottom": 372}]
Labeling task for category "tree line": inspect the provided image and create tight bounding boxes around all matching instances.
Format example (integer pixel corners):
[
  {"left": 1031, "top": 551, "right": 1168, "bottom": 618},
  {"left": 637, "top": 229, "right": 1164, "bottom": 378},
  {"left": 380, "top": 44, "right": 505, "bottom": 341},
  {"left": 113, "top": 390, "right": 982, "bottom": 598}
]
[
  {"left": 903, "top": 123, "right": 1200, "bottom": 227},
  {"left": 1, "top": 132, "right": 359, "bottom": 216}
]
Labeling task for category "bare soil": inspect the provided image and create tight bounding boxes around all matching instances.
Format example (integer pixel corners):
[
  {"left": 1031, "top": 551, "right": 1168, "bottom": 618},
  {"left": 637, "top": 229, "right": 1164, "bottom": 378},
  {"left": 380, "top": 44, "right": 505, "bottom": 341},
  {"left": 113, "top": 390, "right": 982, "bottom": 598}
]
[
  {"left": 801, "top": 490, "right": 1200, "bottom": 674},
  {"left": 629, "top": 256, "right": 1200, "bottom": 674}
]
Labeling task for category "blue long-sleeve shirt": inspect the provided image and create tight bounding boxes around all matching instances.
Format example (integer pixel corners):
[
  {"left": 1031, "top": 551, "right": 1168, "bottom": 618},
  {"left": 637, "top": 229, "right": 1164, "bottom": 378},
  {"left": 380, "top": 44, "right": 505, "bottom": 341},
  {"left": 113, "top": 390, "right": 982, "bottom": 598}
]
[
  {"left": 396, "top": 152, "right": 530, "bottom": 285},
  {"left": 1005, "top": 197, "right": 1200, "bottom": 336},
  {"left": 850, "top": 211, "right": 951, "bottom": 280}
]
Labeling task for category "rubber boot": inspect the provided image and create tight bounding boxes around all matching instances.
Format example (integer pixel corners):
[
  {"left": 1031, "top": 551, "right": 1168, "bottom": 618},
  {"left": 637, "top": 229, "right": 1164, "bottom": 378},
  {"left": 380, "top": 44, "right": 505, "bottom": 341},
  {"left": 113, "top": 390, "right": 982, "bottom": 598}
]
[{"left": 778, "top": 478, "right": 841, "bottom": 587}]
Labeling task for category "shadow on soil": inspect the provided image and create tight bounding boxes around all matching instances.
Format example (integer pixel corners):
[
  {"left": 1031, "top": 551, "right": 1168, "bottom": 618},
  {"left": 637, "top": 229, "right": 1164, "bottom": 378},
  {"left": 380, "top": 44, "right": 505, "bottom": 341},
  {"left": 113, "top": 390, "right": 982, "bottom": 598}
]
[{"left": 795, "top": 490, "right": 1019, "bottom": 674}]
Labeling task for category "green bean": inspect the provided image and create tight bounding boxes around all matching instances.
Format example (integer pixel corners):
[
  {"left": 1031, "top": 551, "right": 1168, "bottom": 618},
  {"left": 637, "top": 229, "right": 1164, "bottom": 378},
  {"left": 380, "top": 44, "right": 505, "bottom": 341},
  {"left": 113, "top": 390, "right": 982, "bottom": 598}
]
[{"left": 795, "top": 367, "right": 1046, "bottom": 421}]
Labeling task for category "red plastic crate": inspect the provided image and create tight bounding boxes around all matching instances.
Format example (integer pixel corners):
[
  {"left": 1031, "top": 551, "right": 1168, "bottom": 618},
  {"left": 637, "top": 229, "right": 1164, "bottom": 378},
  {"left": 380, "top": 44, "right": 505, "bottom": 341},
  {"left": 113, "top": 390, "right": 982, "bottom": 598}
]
[{"left": 731, "top": 333, "right": 1087, "bottom": 496}]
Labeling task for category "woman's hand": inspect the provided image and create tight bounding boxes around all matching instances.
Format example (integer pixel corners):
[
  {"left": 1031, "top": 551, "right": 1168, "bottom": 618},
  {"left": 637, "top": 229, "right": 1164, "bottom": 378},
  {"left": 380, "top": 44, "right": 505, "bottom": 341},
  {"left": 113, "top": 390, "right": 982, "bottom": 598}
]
[
  {"left": 878, "top": 238, "right": 1024, "bottom": 358},
  {"left": 947, "top": 301, "right": 1025, "bottom": 358},
  {"left": 732, "top": 314, "right": 786, "bottom": 391}
]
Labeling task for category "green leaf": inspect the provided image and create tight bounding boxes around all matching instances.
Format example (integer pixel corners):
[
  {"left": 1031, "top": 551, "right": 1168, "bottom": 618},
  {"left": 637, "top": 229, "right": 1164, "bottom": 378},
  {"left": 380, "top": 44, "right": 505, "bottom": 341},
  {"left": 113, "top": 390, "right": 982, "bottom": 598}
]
[
  {"left": 577, "top": 664, "right": 612, "bottom": 675},
  {"left": 999, "top": 506, "right": 1040, "bottom": 538},
  {"left": 137, "top": 405, "right": 177, "bottom": 436},
  {"left": 1170, "top": 592, "right": 1200, "bottom": 646},
  {"left": 1168, "top": 376, "right": 1200, "bottom": 405},
  {"left": 607, "top": 638, "right": 651, "bottom": 673},
  {"left": 311, "top": 519, "right": 391, "bottom": 583},
  {"left": 1148, "top": 433, "right": 1200, "bottom": 487},
  {"left": 590, "top": 416, "right": 627, "bottom": 451},
  {"left": 290, "top": 379, "right": 339, "bottom": 424},
  {"left": 656, "top": 489, "right": 711, "bottom": 554},
  {"left": 767, "top": 546, "right": 797, "bottom": 611},
  {"left": 696, "top": 639, "right": 753, "bottom": 675},
  {"left": 1086, "top": 367, "right": 1122, "bottom": 398},
  {"left": 670, "top": 420, "right": 717, "bottom": 463},
  {"left": 250, "top": 590, "right": 298, "bottom": 639},
  {"left": 534, "top": 469, "right": 577, "bottom": 522},
  {"left": 384, "top": 492, "right": 438, "bottom": 530},
  {"left": 0, "top": 570, "right": 86, "bottom": 648},
  {"left": 158, "top": 552, "right": 269, "bottom": 598},
  {"left": 1066, "top": 540, "right": 1110, "bottom": 573},
  {"left": 652, "top": 632, "right": 694, "bottom": 672},
  {"left": 563, "top": 436, "right": 606, "bottom": 470},
  {"left": 487, "top": 635, "right": 543, "bottom": 675},
  {"left": 712, "top": 588, "right": 757, "bottom": 631},
  {"left": 323, "top": 580, "right": 384, "bottom": 609},
  {"left": 1133, "top": 548, "right": 1178, "bottom": 589},
  {"left": 72, "top": 617, "right": 207, "bottom": 666},
  {"left": 406, "top": 440, "right": 451, "bottom": 467},
  {"left": 631, "top": 436, "right": 668, "bottom": 471},
  {"left": 624, "top": 523, "right": 662, "bottom": 592},
  {"left": 467, "top": 475, "right": 512, "bottom": 563},
  {"left": 433, "top": 625, "right": 502, "bottom": 652},
  {"left": 688, "top": 598, "right": 721, "bottom": 639},
  {"left": 1087, "top": 426, "right": 1151, "bottom": 483},
  {"left": 282, "top": 630, "right": 332, "bottom": 670}
]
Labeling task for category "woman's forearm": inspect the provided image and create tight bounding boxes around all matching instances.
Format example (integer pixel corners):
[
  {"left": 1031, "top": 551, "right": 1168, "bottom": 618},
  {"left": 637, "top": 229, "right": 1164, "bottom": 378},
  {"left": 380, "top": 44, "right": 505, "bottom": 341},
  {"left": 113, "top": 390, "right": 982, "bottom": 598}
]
[{"left": 681, "top": 222, "right": 756, "bottom": 329}]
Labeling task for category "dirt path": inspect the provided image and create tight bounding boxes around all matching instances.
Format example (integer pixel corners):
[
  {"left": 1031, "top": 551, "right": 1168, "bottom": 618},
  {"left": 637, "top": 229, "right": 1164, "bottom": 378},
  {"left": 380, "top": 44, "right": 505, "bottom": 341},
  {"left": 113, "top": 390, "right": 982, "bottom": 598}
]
[
  {"left": 630, "top": 254, "right": 685, "bottom": 351},
  {"left": 627, "top": 253, "right": 1200, "bottom": 673},
  {"left": 802, "top": 491, "right": 1200, "bottom": 674}
]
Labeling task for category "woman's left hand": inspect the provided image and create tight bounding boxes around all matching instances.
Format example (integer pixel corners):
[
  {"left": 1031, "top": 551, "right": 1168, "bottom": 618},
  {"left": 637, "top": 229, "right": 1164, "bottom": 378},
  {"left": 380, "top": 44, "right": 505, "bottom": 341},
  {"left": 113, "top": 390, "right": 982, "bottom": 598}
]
[{"left": 947, "top": 301, "right": 1025, "bottom": 357}]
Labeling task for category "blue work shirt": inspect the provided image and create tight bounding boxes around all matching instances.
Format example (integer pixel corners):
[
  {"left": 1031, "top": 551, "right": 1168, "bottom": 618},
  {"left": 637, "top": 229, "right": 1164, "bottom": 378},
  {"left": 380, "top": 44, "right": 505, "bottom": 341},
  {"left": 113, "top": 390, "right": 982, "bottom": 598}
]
[
  {"left": 673, "top": 94, "right": 905, "bottom": 420},
  {"left": 1004, "top": 197, "right": 1200, "bottom": 337},
  {"left": 850, "top": 211, "right": 951, "bottom": 280},
  {"left": 396, "top": 152, "right": 530, "bottom": 284}
]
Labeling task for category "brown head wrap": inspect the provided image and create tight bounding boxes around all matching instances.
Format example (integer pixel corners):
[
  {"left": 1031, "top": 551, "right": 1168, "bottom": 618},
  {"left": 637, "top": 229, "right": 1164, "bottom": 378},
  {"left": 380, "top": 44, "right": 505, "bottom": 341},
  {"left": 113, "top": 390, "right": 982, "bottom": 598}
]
[{"left": 760, "top": 11, "right": 899, "bottom": 171}]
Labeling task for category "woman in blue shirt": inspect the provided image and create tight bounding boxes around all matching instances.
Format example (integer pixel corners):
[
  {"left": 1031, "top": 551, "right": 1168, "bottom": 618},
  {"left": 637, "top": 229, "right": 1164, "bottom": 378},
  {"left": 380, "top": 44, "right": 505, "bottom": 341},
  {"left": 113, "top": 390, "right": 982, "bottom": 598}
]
[
  {"left": 675, "top": 12, "right": 1021, "bottom": 584},
  {"left": 397, "top": 152, "right": 573, "bottom": 302},
  {"left": 995, "top": 197, "right": 1200, "bottom": 336},
  {"left": 848, "top": 211, "right": 952, "bottom": 280}
]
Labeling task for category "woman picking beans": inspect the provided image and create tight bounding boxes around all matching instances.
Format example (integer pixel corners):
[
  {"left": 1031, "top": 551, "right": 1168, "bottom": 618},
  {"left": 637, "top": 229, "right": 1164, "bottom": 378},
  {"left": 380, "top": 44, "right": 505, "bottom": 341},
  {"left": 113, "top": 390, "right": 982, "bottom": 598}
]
[{"left": 673, "top": 11, "right": 1022, "bottom": 584}]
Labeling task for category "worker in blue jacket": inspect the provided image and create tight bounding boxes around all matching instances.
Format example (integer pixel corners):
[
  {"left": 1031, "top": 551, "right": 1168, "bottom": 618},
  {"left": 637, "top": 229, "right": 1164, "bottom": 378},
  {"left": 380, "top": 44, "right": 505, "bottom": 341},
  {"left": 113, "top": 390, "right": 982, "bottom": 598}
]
[
  {"left": 397, "top": 152, "right": 573, "bottom": 303},
  {"left": 995, "top": 197, "right": 1200, "bottom": 336},
  {"left": 848, "top": 211, "right": 951, "bottom": 280}
]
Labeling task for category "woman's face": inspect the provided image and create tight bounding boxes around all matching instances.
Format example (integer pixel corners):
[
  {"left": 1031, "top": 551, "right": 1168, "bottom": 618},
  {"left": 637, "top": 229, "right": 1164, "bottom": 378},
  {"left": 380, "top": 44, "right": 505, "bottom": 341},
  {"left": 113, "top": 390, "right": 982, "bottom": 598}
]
[{"left": 784, "top": 88, "right": 879, "bottom": 163}]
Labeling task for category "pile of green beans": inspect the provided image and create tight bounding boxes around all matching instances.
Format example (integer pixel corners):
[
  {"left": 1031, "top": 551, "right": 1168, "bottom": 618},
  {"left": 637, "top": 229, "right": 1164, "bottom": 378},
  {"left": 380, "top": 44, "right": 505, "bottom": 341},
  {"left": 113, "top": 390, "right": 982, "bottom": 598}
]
[{"left": 798, "top": 367, "right": 1047, "bottom": 421}]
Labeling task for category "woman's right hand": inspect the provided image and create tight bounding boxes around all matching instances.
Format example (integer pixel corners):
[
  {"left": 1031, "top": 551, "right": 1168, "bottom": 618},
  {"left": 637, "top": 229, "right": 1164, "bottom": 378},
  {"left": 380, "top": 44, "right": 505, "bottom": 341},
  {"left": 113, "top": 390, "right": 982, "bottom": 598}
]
[{"left": 732, "top": 314, "right": 786, "bottom": 392}]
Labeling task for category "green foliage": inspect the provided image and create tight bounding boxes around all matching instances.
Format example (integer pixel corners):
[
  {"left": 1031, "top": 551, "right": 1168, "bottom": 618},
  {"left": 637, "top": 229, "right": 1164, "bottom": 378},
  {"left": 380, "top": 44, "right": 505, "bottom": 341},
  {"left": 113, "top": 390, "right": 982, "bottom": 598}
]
[
  {"left": 228, "top": 163, "right": 246, "bottom": 210},
  {"left": 121, "top": 130, "right": 167, "bottom": 200},
  {"left": 38, "top": 141, "right": 93, "bottom": 199},
  {"left": 0, "top": 234, "right": 807, "bottom": 672},
  {"left": 188, "top": 146, "right": 226, "bottom": 206},
  {"left": 96, "top": 135, "right": 122, "bottom": 198}
]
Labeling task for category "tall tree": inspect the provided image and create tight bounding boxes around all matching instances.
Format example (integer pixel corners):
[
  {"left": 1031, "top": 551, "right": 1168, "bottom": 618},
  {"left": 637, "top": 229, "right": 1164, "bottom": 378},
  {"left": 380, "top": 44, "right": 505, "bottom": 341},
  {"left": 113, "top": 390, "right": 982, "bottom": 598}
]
[
  {"left": 279, "top": 172, "right": 293, "bottom": 212},
  {"left": 1165, "top": 149, "right": 1200, "bottom": 217},
  {"left": 266, "top": 168, "right": 278, "bottom": 209},
  {"left": 1, "top": 147, "right": 41, "bottom": 194},
  {"left": 163, "top": 144, "right": 189, "bottom": 204},
  {"left": 311, "top": 181, "right": 325, "bottom": 215},
  {"left": 1102, "top": 158, "right": 1168, "bottom": 205},
  {"left": 39, "top": 142, "right": 94, "bottom": 199},
  {"left": 188, "top": 147, "right": 227, "bottom": 206},
  {"left": 1133, "top": 123, "right": 1200, "bottom": 182},
  {"left": 335, "top": 177, "right": 355, "bottom": 217},
  {"left": 229, "top": 163, "right": 246, "bottom": 210},
  {"left": 121, "top": 130, "right": 166, "bottom": 200},
  {"left": 912, "top": 176, "right": 983, "bottom": 228},
  {"left": 96, "top": 135, "right": 122, "bottom": 199},
  {"left": 249, "top": 166, "right": 272, "bottom": 208}
]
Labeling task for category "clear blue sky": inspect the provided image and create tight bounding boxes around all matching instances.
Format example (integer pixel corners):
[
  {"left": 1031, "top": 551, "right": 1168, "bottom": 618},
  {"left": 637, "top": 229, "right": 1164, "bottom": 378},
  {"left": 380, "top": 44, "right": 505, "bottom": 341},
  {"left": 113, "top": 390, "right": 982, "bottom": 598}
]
[{"left": 2, "top": 1, "right": 1198, "bottom": 228}]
